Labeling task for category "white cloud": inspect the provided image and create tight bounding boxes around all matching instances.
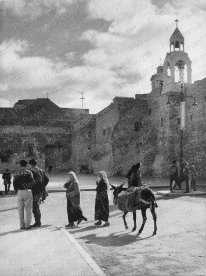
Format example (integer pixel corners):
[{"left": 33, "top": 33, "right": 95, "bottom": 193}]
[
  {"left": 1, "top": 0, "right": 206, "bottom": 114},
  {"left": 82, "top": 0, "right": 206, "bottom": 95},
  {"left": 0, "top": 0, "right": 80, "bottom": 17},
  {"left": 0, "top": 39, "right": 124, "bottom": 113},
  {"left": 0, "top": 98, "right": 11, "bottom": 107}
]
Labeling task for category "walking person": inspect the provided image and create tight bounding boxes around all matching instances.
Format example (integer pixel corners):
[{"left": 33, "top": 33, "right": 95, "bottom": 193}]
[
  {"left": 190, "top": 165, "right": 197, "bottom": 191},
  {"left": 169, "top": 160, "right": 179, "bottom": 193},
  {"left": 126, "top": 162, "right": 142, "bottom": 188},
  {"left": 13, "top": 160, "right": 34, "bottom": 230},
  {"left": 64, "top": 171, "right": 87, "bottom": 229},
  {"left": 2, "top": 169, "right": 12, "bottom": 195},
  {"left": 29, "top": 159, "right": 49, "bottom": 227},
  {"left": 182, "top": 162, "right": 190, "bottom": 193},
  {"left": 94, "top": 171, "right": 110, "bottom": 227}
]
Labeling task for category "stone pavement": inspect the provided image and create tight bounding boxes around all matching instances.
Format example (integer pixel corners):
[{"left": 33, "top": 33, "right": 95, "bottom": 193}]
[{"left": 0, "top": 224, "right": 105, "bottom": 276}]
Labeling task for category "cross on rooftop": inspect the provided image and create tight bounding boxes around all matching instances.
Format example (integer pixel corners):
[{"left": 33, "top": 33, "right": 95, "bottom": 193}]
[
  {"left": 80, "top": 92, "right": 85, "bottom": 108},
  {"left": 175, "top": 19, "right": 179, "bottom": 28}
]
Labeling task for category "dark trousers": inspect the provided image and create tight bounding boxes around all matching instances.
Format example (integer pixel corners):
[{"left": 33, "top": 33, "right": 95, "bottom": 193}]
[
  {"left": 170, "top": 176, "right": 179, "bottom": 192},
  {"left": 33, "top": 197, "right": 41, "bottom": 224},
  {"left": 4, "top": 184, "right": 10, "bottom": 194}
]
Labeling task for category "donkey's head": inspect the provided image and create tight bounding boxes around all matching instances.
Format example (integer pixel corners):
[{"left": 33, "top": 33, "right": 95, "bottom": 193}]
[{"left": 110, "top": 183, "right": 125, "bottom": 205}]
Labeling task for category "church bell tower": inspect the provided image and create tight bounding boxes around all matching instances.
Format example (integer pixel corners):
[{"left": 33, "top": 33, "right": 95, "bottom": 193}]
[
  {"left": 162, "top": 19, "right": 192, "bottom": 93},
  {"left": 151, "top": 20, "right": 192, "bottom": 94}
]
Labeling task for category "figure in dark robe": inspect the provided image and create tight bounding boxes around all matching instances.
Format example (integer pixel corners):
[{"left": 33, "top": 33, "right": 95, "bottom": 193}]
[
  {"left": 126, "top": 162, "right": 142, "bottom": 188},
  {"left": 64, "top": 171, "right": 87, "bottom": 228},
  {"left": 94, "top": 171, "right": 110, "bottom": 227},
  {"left": 2, "top": 169, "right": 12, "bottom": 194}
]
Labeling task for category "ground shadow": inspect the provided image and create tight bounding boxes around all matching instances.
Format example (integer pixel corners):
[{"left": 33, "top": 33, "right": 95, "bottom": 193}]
[
  {"left": 0, "top": 224, "right": 51, "bottom": 237},
  {"left": 109, "top": 205, "right": 118, "bottom": 212},
  {"left": 79, "top": 231, "right": 154, "bottom": 247},
  {"left": 157, "top": 195, "right": 183, "bottom": 201},
  {"left": 69, "top": 225, "right": 99, "bottom": 234}
]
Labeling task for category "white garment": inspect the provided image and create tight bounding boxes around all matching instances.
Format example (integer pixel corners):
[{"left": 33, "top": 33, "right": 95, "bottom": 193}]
[{"left": 17, "top": 190, "right": 33, "bottom": 228}]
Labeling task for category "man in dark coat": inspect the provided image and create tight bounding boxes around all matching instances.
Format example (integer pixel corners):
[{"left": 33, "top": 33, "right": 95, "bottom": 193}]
[
  {"left": 2, "top": 169, "right": 12, "bottom": 194},
  {"left": 29, "top": 159, "right": 49, "bottom": 227},
  {"left": 126, "top": 162, "right": 142, "bottom": 188}
]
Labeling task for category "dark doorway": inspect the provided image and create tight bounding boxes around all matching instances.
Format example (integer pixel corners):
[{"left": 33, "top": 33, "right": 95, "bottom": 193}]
[
  {"left": 80, "top": 165, "right": 89, "bottom": 174},
  {"left": 48, "top": 165, "right": 54, "bottom": 173}
]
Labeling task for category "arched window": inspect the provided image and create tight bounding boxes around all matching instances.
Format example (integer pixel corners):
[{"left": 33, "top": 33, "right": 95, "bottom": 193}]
[
  {"left": 175, "top": 41, "right": 179, "bottom": 49},
  {"left": 167, "top": 63, "right": 171, "bottom": 77},
  {"left": 161, "top": 117, "right": 163, "bottom": 127},
  {"left": 134, "top": 122, "right": 142, "bottom": 131}
]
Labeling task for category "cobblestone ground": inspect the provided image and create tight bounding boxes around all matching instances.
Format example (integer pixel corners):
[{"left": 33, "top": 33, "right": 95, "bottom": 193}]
[{"left": 1, "top": 192, "right": 206, "bottom": 276}]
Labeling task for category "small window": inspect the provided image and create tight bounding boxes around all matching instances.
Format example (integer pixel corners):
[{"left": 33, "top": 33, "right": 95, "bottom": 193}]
[
  {"left": 87, "top": 131, "right": 92, "bottom": 138},
  {"left": 0, "top": 150, "right": 12, "bottom": 163},
  {"left": 88, "top": 146, "right": 91, "bottom": 151},
  {"left": 134, "top": 122, "right": 142, "bottom": 131},
  {"left": 103, "top": 129, "right": 106, "bottom": 135},
  {"left": 161, "top": 118, "right": 163, "bottom": 127},
  {"left": 177, "top": 118, "right": 181, "bottom": 125},
  {"left": 149, "top": 108, "right": 152, "bottom": 116}
]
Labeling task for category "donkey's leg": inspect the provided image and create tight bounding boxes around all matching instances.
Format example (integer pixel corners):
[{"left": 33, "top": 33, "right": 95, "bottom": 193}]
[
  {"left": 138, "top": 208, "right": 147, "bottom": 234},
  {"left": 123, "top": 211, "right": 128, "bottom": 229},
  {"left": 132, "top": 211, "right": 137, "bottom": 232},
  {"left": 150, "top": 203, "right": 157, "bottom": 235}
]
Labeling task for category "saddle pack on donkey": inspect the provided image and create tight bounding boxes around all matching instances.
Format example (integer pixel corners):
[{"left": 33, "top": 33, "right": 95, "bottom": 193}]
[{"left": 117, "top": 186, "right": 155, "bottom": 212}]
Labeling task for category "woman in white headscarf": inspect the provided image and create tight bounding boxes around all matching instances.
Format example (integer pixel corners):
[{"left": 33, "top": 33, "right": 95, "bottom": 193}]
[
  {"left": 94, "top": 171, "right": 110, "bottom": 227},
  {"left": 64, "top": 171, "right": 87, "bottom": 228}
]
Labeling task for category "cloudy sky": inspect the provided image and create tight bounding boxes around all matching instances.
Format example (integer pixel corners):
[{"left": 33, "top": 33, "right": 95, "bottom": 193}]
[{"left": 0, "top": 0, "right": 206, "bottom": 113}]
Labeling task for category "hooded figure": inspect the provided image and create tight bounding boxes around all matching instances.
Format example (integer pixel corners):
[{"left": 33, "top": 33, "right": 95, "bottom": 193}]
[
  {"left": 64, "top": 171, "right": 87, "bottom": 228},
  {"left": 126, "top": 163, "right": 142, "bottom": 188},
  {"left": 94, "top": 171, "right": 110, "bottom": 227}
]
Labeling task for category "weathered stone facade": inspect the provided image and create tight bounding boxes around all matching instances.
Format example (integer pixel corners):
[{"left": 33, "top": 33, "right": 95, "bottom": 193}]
[
  {"left": 72, "top": 27, "right": 206, "bottom": 178},
  {"left": 0, "top": 98, "right": 89, "bottom": 173}
]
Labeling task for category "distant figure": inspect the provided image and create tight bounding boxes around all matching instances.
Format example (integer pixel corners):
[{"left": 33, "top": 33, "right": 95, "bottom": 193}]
[
  {"left": 13, "top": 160, "right": 34, "bottom": 229},
  {"left": 2, "top": 169, "right": 12, "bottom": 195},
  {"left": 126, "top": 162, "right": 142, "bottom": 188},
  {"left": 169, "top": 160, "right": 179, "bottom": 192},
  {"left": 64, "top": 171, "right": 87, "bottom": 229},
  {"left": 94, "top": 171, "right": 110, "bottom": 227},
  {"left": 190, "top": 165, "right": 197, "bottom": 191},
  {"left": 182, "top": 162, "right": 190, "bottom": 193},
  {"left": 29, "top": 159, "right": 49, "bottom": 227}
]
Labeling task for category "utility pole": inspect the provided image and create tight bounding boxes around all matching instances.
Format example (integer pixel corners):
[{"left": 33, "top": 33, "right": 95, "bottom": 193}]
[{"left": 179, "top": 83, "right": 185, "bottom": 185}]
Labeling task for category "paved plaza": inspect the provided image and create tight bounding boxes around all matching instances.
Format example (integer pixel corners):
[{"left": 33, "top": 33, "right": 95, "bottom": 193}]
[{"left": 0, "top": 188, "right": 206, "bottom": 276}]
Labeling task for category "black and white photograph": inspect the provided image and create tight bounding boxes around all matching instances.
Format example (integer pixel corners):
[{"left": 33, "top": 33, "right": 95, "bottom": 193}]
[{"left": 0, "top": 0, "right": 206, "bottom": 275}]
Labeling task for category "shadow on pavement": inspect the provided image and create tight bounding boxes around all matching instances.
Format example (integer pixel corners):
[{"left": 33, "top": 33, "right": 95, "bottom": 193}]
[
  {"left": 79, "top": 232, "right": 154, "bottom": 247},
  {"left": 69, "top": 225, "right": 99, "bottom": 234},
  {"left": 157, "top": 195, "right": 183, "bottom": 201},
  {"left": 109, "top": 205, "right": 118, "bottom": 212},
  {"left": 0, "top": 224, "right": 51, "bottom": 237}
]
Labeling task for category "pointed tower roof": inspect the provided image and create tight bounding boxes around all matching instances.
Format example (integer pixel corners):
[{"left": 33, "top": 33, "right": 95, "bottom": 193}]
[{"left": 170, "top": 27, "right": 184, "bottom": 43}]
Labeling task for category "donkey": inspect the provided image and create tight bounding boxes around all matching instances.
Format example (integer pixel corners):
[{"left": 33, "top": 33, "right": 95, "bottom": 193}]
[{"left": 111, "top": 183, "right": 157, "bottom": 235}]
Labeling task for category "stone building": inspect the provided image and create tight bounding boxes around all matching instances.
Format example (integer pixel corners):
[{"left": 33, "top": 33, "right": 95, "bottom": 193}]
[
  {"left": 72, "top": 26, "right": 206, "bottom": 178},
  {"left": 0, "top": 98, "right": 89, "bottom": 173}
]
